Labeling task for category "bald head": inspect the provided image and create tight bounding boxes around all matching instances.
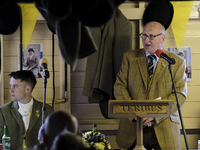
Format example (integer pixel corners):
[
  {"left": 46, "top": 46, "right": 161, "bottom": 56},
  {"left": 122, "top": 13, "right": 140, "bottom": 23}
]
[
  {"left": 142, "top": 21, "right": 166, "bottom": 54},
  {"left": 144, "top": 21, "right": 165, "bottom": 35},
  {"left": 44, "top": 111, "right": 78, "bottom": 148}
]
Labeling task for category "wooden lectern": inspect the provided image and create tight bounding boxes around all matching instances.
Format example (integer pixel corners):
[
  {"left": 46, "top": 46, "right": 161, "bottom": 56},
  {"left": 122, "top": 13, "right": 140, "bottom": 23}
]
[{"left": 108, "top": 100, "right": 173, "bottom": 150}]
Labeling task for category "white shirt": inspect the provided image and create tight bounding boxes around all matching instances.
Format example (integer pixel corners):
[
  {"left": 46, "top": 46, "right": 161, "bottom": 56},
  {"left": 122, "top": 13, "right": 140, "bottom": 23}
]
[
  {"left": 29, "top": 54, "right": 34, "bottom": 60},
  {"left": 18, "top": 98, "right": 33, "bottom": 131}
]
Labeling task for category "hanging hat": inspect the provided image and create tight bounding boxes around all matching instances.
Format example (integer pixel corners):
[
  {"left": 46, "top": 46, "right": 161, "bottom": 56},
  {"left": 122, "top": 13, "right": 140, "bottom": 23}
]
[
  {"left": 35, "top": 0, "right": 72, "bottom": 34},
  {"left": 71, "top": 0, "right": 101, "bottom": 17},
  {"left": 0, "top": 0, "right": 10, "bottom": 8},
  {"left": 78, "top": 24, "right": 97, "bottom": 59},
  {"left": 56, "top": 16, "right": 97, "bottom": 70},
  {"left": 35, "top": 0, "right": 71, "bottom": 21},
  {"left": 76, "top": 0, "right": 116, "bottom": 27},
  {"left": 142, "top": 0, "right": 174, "bottom": 30},
  {"left": 0, "top": 3, "right": 21, "bottom": 35},
  {"left": 56, "top": 15, "right": 81, "bottom": 70}
]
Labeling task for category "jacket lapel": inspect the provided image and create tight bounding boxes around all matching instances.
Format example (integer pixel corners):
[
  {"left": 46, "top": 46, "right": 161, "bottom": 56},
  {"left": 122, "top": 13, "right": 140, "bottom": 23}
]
[
  {"left": 11, "top": 102, "right": 25, "bottom": 133},
  {"left": 151, "top": 58, "right": 168, "bottom": 85},
  {"left": 28, "top": 99, "right": 41, "bottom": 132},
  {"left": 136, "top": 49, "right": 148, "bottom": 89}
]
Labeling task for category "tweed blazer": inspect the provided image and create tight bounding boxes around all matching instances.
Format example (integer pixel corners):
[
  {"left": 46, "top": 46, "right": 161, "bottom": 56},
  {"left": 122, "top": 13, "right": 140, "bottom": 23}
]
[
  {"left": 0, "top": 98, "right": 53, "bottom": 150},
  {"left": 24, "top": 55, "right": 39, "bottom": 69},
  {"left": 114, "top": 49, "right": 187, "bottom": 150}
]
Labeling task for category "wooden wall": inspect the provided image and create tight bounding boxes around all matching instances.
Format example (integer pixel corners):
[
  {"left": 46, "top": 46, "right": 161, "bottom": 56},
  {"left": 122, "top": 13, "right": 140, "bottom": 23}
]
[
  {"left": 164, "top": 20, "right": 200, "bottom": 149},
  {"left": 71, "top": 2, "right": 200, "bottom": 149},
  {"left": 1, "top": 1, "right": 200, "bottom": 150},
  {"left": 1, "top": 22, "right": 70, "bottom": 111}
]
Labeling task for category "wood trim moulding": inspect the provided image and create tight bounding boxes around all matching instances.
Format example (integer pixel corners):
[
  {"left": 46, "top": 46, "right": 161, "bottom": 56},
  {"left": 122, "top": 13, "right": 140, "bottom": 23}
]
[{"left": 81, "top": 129, "right": 200, "bottom": 136}]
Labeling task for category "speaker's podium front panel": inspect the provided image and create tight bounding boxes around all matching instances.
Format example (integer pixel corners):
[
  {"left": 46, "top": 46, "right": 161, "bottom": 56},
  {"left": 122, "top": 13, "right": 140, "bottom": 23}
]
[{"left": 108, "top": 100, "right": 173, "bottom": 118}]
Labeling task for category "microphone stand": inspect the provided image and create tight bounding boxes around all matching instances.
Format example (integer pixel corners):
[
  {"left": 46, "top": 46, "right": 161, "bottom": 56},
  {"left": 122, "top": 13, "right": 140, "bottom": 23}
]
[
  {"left": 168, "top": 63, "right": 189, "bottom": 150},
  {"left": 42, "top": 69, "right": 49, "bottom": 124}
]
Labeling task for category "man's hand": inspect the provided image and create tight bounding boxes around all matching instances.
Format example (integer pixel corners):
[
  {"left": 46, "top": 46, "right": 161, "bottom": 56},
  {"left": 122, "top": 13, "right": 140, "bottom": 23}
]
[
  {"left": 134, "top": 117, "right": 154, "bottom": 127},
  {"left": 143, "top": 117, "right": 154, "bottom": 127}
]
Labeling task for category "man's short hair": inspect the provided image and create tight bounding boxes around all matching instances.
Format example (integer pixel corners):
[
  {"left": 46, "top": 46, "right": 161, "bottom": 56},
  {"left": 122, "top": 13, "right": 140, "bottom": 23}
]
[
  {"left": 9, "top": 70, "right": 37, "bottom": 90},
  {"left": 44, "top": 111, "right": 78, "bottom": 148},
  {"left": 51, "top": 130, "right": 86, "bottom": 150}
]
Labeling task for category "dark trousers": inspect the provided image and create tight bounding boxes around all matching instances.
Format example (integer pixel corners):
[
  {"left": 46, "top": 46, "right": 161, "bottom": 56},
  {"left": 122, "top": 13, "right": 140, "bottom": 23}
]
[{"left": 128, "top": 126, "right": 161, "bottom": 150}]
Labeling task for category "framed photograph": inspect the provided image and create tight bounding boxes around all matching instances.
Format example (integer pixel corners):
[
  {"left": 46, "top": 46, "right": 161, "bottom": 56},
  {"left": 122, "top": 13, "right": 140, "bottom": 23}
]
[
  {"left": 18, "top": 43, "right": 43, "bottom": 78},
  {"left": 166, "top": 47, "right": 192, "bottom": 82}
]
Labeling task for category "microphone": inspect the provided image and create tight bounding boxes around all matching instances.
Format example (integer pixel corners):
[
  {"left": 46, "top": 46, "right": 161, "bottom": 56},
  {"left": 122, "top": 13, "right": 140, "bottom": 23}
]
[
  {"left": 155, "top": 49, "right": 176, "bottom": 64},
  {"left": 40, "top": 58, "right": 49, "bottom": 78}
]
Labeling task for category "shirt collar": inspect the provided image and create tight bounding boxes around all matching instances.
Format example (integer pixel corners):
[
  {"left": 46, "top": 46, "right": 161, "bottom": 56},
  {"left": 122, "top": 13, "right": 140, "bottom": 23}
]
[
  {"left": 145, "top": 51, "right": 159, "bottom": 61},
  {"left": 18, "top": 97, "right": 33, "bottom": 112}
]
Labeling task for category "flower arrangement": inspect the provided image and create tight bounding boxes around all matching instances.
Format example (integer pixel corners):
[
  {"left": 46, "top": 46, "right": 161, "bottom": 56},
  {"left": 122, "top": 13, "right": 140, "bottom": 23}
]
[{"left": 82, "top": 126, "right": 111, "bottom": 150}]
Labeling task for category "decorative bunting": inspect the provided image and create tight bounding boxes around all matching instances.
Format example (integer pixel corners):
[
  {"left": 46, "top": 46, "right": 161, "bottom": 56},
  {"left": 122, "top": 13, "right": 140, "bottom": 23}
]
[
  {"left": 171, "top": 1, "right": 193, "bottom": 50},
  {"left": 18, "top": 4, "right": 39, "bottom": 50}
]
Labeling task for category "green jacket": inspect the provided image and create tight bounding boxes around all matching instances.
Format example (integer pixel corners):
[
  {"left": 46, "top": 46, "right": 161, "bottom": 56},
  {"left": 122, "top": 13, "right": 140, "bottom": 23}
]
[{"left": 0, "top": 98, "right": 53, "bottom": 150}]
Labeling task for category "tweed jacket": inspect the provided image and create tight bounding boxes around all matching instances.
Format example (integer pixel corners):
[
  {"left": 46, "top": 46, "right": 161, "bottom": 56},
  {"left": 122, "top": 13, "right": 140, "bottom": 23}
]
[
  {"left": 0, "top": 98, "right": 53, "bottom": 150},
  {"left": 82, "top": 9, "right": 132, "bottom": 118},
  {"left": 24, "top": 55, "right": 39, "bottom": 70},
  {"left": 114, "top": 49, "right": 187, "bottom": 150}
]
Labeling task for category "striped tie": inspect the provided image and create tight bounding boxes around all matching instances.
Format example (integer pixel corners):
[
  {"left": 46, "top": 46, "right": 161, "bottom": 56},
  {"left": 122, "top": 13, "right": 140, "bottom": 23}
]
[{"left": 148, "top": 55, "right": 156, "bottom": 80}]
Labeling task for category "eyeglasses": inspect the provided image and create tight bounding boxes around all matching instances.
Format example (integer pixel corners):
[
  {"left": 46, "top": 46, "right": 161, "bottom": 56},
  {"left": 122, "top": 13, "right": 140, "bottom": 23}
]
[{"left": 140, "top": 33, "right": 162, "bottom": 40}]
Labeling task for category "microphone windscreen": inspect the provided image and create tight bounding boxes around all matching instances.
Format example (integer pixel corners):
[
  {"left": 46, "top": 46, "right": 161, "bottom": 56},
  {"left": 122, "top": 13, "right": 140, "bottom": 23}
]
[
  {"left": 40, "top": 58, "right": 48, "bottom": 66},
  {"left": 155, "top": 49, "right": 165, "bottom": 58}
]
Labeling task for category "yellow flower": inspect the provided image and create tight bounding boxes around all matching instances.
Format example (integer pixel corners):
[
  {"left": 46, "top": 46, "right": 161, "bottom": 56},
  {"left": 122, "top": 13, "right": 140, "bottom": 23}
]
[{"left": 95, "top": 142, "right": 105, "bottom": 150}]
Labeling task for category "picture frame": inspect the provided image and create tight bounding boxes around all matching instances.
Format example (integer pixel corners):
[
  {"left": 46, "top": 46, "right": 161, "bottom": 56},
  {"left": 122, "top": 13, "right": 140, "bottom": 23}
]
[{"left": 18, "top": 43, "right": 43, "bottom": 78}]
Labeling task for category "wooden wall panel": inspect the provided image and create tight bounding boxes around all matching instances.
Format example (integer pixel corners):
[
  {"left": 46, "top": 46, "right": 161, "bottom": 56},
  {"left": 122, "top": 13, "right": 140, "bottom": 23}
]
[
  {"left": 71, "top": 72, "right": 85, "bottom": 88},
  {"left": 73, "top": 58, "right": 87, "bottom": 72},
  {"left": 71, "top": 104, "right": 104, "bottom": 119},
  {"left": 3, "top": 49, "right": 60, "bottom": 72},
  {"left": 3, "top": 57, "right": 18, "bottom": 72},
  {"left": 188, "top": 70, "right": 200, "bottom": 86},
  {"left": 187, "top": 85, "right": 200, "bottom": 101},
  {"left": 71, "top": 88, "right": 88, "bottom": 104},
  {"left": 191, "top": 53, "right": 200, "bottom": 70},
  {"left": 2, "top": 22, "right": 68, "bottom": 111},
  {"left": 182, "top": 118, "right": 200, "bottom": 129},
  {"left": 182, "top": 101, "right": 200, "bottom": 118},
  {"left": 3, "top": 39, "right": 60, "bottom": 56},
  {"left": 3, "top": 24, "right": 54, "bottom": 40},
  {"left": 181, "top": 135, "right": 200, "bottom": 149}
]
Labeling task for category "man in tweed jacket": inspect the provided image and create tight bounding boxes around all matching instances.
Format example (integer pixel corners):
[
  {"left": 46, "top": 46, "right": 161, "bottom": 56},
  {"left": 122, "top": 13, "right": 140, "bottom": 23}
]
[
  {"left": 114, "top": 22, "right": 187, "bottom": 150},
  {"left": 0, "top": 70, "right": 53, "bottom": 150},
  {"left": 23, "top": 48, "right": 39, "bottom": 78}
]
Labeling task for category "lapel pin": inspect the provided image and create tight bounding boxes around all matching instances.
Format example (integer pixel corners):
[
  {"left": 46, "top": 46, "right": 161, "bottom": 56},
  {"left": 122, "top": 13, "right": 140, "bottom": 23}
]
[
  {"left": 36, "top": 109, "right": 40, "bottom": 117},
  {"left": 161, "top": 61, "right": 166, "bottom": 67}
]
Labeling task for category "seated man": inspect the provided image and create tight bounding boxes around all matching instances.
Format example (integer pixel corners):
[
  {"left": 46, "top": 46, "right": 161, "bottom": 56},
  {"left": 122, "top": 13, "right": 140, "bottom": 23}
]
[
  {"left": 51, "top": 130, "right": 87, "bottom": 150},
  {"left": 0, "top": 70, "right": 53, "bottom": 150},
  {"left": 34, "top": 111, "right": 79, "bottom": 150}
]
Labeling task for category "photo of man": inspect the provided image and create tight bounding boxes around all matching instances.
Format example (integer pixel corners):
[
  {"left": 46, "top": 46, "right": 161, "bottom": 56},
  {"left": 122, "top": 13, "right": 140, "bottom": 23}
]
[
  {"left": 23, "top": 48, "right": 39, "bottom": 78},
  {"left": 19, "top": 43, "right": 43, "bottom": 78}
]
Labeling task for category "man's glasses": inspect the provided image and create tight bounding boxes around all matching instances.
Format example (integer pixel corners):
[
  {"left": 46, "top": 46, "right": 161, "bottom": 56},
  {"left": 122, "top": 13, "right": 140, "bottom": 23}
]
[{"left": 140, "top": 33, "right": 162, "bottom": 40}]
